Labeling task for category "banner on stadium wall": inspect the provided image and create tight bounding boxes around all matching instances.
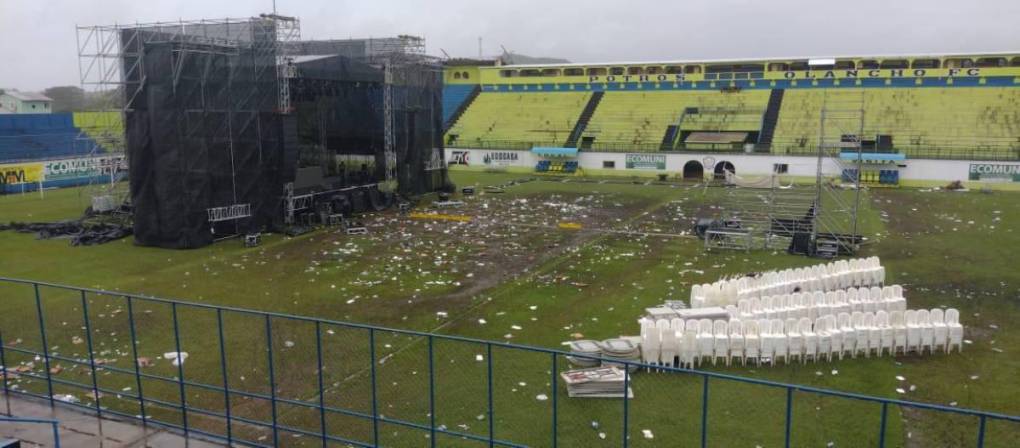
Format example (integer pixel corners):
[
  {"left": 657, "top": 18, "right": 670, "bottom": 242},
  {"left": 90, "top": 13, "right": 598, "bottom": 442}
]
[
  {"left": 43, "top": 155, "right": 125, "bottom": 182},
  {"left": 449, "top": 151, "right": 470, "bottom": 165},
  {"left": 481, "top": 151, "right": 520, "bottom": 167},
  {"left": 968, "top": 163, "right": 1020, "bottom": 182},
  {"left": 625, "top": 153, "right": 666, "bottom": 170},
  {"left": 0, "top": 162, "right": 43, "bottom": 185}
]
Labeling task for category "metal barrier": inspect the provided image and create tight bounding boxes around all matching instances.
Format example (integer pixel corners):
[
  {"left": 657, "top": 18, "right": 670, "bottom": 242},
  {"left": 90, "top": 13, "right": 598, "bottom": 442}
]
[
  {"left": 0, "top": 277, "right": 1017, "bottom": 447},
  {"left": 0, "top": 416, "right": 61, "bottom": 447},
  {"left": 446, "top": 140, "right": 1020, "bottom": 161}
]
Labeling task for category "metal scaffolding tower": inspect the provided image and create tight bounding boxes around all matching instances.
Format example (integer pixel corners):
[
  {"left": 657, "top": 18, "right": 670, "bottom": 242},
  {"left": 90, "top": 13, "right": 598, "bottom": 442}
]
[
  {"left": 711, "top": 90, "right": 866, "bottom": 256},
  {"left": 75, "top": 15, "right": 301, "bottom": 213}
]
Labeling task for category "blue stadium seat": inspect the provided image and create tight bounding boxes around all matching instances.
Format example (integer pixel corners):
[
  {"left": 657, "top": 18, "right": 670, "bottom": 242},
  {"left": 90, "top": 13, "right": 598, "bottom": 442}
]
[
  {"left": 442, "top": 85, "right": 477, "bottom": 125},
  {"left": 0, "top": 113, "right": 104, "bottom": 162}
]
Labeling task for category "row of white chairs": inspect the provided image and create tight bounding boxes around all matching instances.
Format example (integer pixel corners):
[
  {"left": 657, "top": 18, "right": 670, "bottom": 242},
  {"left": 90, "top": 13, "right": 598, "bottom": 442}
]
[
  {"left": 727, "top": 286, "right": 907, "bottom": 322},
  {"left": 640, "top": 308, "right": 963, "bottom": 368},
  {"left": 691, "top": 257, "right": 885, "bottom": 309}
]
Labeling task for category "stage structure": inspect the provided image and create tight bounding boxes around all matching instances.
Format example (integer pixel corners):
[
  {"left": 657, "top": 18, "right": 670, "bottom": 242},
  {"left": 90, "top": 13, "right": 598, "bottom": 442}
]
[
  {"left": 713, "top": 91, "right": 865, "bottom": 256},
  {"left": 76, "top": 15, "right": 447, "bottom": 249}
]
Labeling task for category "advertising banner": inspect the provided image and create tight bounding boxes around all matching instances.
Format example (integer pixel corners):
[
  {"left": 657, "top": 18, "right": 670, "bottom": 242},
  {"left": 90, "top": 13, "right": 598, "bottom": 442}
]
[
  {"left": 968, "top": 163, "right": 1020, "bottom": 182},
  {"left": 0, "top": 162, "right": 43, "bottom": 185},
  {"left": 42, "top": 155, "right": 124, "bottom": 182},
  {"left": 625, "top": 153, "right": 666, "bottom": 170}
]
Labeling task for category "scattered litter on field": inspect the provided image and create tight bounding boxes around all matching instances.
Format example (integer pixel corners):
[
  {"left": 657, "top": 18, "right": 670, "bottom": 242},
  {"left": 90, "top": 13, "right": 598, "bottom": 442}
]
[{"left": 163, "top": 352, "right": 188, "bottom": 366}]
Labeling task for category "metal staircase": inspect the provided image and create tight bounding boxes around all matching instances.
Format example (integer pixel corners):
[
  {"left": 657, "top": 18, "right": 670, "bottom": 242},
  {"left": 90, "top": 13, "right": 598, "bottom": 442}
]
[{"left": 811, "top": 90, "right": 867, "bottom": 257}]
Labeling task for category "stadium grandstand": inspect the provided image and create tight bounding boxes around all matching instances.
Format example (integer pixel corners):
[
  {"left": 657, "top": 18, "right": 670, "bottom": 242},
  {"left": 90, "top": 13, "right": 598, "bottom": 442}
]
[
  {"left": 0, "top": 113, "right": 119, "bottom": 163},
  {"left": 442, "top": 53, "right": 1020, "bottom": 161}
]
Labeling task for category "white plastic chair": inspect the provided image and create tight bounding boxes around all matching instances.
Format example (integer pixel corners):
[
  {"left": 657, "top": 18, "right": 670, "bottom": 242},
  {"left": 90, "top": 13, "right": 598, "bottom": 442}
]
[
  {"left": 890, "top": 310, "right": 907, "bottom": 356},
  {"left": 917, "top": 309, "right": 934, "bottom": 355},
  {"left": 860, "top": 313, "right": 876, "bottom": 358},
  {"left": 680, "top": 329, "right": 698, "bottom": 368},
  {"left": 671, "top": 318, "right": 685, "bottom": 333},
  {"left": 930, "top": 308, "right": 948, "bottom": 353},
  {"left": 641, "top": 326, "right": 661, "bottom": 369},
  {"left": 800, "top": 317, "right": 818, "bottom": 363},
  {"left": 728, "top": 321, "right": 745, "bottom": 366},
  {"left": 786, "top": 317, "right": 803, "bottom": 363},
  {"left": 713, "top": 320, "right": 729, "bottom": 365},
  {"left": 905, "top": 310, "right": 921, "bottom": 354},
  {"left": 848, "top": 288, "right": 861, "bottom": 312},
  {"left": 814, "top": 316, "right": 832, "bottom": 362},
  {"left": 945, "top": 308, "right": 963, "bottom": 353},
  {"left": 771, "top": 319, "right": 789, "bottom": 365},
  {"left": 877, "top": 311, "right": 893, "bottom": 356},
  {"left": 861, "top": 289, "right": 876, "bottom": 313},
  {"left": 697, "top": 319, "right": 714, "bottom": 364},
  {"left": 659, "top": 328, "right": 678, "bottom": 368},
  {"left": 744, "top": 320, "right": 761, "bottom": 365}
]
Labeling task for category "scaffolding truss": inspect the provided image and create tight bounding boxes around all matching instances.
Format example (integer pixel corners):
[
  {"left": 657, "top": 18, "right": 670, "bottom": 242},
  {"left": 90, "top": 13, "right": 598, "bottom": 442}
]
[
  {"left": 75, "top": 16, "right": 302, "bottom": 213},
  {"left": 714, "top": 91, "right": 865, "bottom": 256}
]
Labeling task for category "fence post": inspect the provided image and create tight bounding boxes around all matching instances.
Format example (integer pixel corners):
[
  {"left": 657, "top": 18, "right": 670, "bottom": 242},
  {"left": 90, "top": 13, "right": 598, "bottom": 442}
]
[
  {"left": 80, "top": 291, "right": 101, "bottom": 416},
  {"left": 125, "top": 297, "right": 146, "bottom": 425},
  {"left": 878, "top": 402, "right": 888, "bottom": 448},
  {"left": 487, "top": 343, "right": 494, "bottom": 448},
  {"left": 265, "top": 315, "right": 279, "bottom": 447},
  {"left": 551, "top": 352, "right": 558, "bottom": 448},
  {"left": 976, "top": 415, "right": 986, "bottom": 448},
  {"left": 171, "top": 303, "right": 188, "bottom": 434},
  {"left": 369, "top": 328, "right": 379, "bottom": 447},
  {"left": 623, "top": 362, "right": 630, "bottom": 448},
  {"left": 701, "top": 375, "right": 709, "bottom": 448},
  {"left": 51, "top": 420, "right": 61, "bottom": 448},
  {"left": 784, "top": 387, "right": 793, "bottom": 448},
  {"left": 33, "top": 283, "right": 54, "bottom": 405},
  {"left": 0, "top": 330, "right": 9, "bottom": 395},
  {"left": 428, "top": 335, "right": 436, "bottom": 447},
  {"left": 216, "top": 309, "right": 232, "bottom": 445},
  {"left": 315, "top": 321, "right": 327, "bottom": 448}
]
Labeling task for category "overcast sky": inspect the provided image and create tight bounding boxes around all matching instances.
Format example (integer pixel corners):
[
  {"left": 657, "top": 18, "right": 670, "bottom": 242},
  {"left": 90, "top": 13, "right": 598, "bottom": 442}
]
[{"left": 2, "top": 0, "right": 1019, "bottom": 91}]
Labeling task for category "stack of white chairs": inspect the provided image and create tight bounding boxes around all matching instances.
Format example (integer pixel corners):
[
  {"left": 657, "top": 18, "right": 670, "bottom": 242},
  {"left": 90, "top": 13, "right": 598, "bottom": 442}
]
[
  {"left": 815, "top": 315, "right": 836, "bottom": 362},
  {"left": 680, "top": 329, "right": 698, "bottom": 368},
  {"left": 727, "top": 321, "right": 745, "bottom": 366},
  {"left": 946, "top": 308, "right": 963, "bottom": 353},
  {"left": 690, "top": 257, "right": 886, "bottom": 308},
  {"left": 712, "top": 320, "right": 729, "bottom": 365},
  {"left": 734, "top": 286, "right": 907, "bottom": 322},
  {"left": 639, "top": 307, "right": 963, "bottom": 369},
  {"left": 697, "top": 319, "right": 715, "bottom": 364}
]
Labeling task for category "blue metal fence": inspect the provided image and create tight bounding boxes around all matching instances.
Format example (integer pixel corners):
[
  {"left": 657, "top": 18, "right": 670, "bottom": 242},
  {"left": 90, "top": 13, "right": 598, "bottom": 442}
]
[
  {"left": 0, "top": 416, "right": 61, "bottom": 447},
  {"left": 0, "top": 276, "right": 1017, "bottom": 447}
]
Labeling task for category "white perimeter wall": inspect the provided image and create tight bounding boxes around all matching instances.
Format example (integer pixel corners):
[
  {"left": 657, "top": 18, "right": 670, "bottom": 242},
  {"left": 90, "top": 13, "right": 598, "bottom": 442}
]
[{"left": 445, "top": 148, "right": 1018, "bottom": 183}]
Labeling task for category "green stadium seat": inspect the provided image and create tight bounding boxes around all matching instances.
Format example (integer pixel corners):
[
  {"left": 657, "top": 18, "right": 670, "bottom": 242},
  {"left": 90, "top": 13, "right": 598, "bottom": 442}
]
[{"left": 446, "top": 92, "right": 590, "bottom": 147}]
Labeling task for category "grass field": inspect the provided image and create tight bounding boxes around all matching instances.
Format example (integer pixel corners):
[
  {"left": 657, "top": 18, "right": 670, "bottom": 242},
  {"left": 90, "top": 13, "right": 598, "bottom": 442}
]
[{"left": 1, "top": 171, "right": 1018, "bottom": 447}]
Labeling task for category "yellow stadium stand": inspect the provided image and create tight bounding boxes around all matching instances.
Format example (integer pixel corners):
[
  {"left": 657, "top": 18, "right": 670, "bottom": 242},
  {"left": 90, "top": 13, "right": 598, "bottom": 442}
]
[
  {"left": 73, "top": 111, "right": 125, "bottom": 153},
  {"left": 773, "top": 87, "right": 1020, "bottom": 159},
  {"left": 446, "top": 92, "right": 590, "bottom": 147},
  {"left": 582, "top": 90, "right": 770, "bottom": 151}
]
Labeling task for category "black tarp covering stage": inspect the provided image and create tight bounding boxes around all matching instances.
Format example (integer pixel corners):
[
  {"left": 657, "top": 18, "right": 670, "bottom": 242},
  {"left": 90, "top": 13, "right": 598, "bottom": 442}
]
[
  {"left": 123, "top": 20, "right": 446, "bottom": 249},
  {"left": 124, "top": 25, "right": 291, "bottom": 249}
]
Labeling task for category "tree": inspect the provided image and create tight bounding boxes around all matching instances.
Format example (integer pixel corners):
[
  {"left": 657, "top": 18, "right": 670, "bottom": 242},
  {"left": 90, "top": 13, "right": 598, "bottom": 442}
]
[{"left": 43, "top": 86, "right": 86, "bottom": 112}]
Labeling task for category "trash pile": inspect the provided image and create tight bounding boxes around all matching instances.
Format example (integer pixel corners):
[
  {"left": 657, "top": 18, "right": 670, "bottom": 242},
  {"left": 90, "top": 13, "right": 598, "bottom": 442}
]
[{"left": 560, "top": 366, "right": 632, "bottom": 398}]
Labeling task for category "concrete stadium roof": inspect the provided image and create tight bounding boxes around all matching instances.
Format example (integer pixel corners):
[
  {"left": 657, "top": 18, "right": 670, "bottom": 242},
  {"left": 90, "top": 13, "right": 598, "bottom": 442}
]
[{"left": 494, "top": 51, "right": 1020, "bottom": 69}]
